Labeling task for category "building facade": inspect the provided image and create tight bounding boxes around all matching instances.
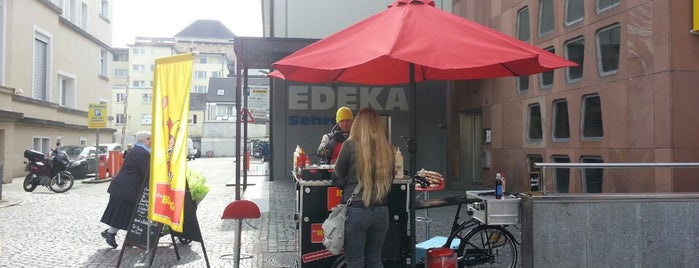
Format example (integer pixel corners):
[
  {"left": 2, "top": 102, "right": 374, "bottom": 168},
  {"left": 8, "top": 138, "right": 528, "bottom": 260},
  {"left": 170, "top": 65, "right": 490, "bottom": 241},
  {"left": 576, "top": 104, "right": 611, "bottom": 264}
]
[
  {"left": 447, "top": 0, "right": 699, "bottom": 193},
  {"left": 0, "top": 0, "right": 115, "bottom": 182}
]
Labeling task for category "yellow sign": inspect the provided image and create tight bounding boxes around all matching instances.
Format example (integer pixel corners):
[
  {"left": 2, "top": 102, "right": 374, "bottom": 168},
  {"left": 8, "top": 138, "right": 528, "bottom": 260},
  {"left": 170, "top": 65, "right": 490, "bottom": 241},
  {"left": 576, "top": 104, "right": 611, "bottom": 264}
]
[
  {"left": 694, "top": 0, "right": 699, "bottom": 33},
  {"left": 88, "top": 104, "right": 108, "bottom": 129}
]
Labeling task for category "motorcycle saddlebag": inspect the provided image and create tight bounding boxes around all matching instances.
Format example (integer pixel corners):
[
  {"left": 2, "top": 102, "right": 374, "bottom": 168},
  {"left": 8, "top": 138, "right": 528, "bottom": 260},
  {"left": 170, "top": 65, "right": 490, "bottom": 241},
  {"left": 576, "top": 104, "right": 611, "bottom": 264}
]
[{"left": 24, "top": 150, "right": 44, "bottom": 162}]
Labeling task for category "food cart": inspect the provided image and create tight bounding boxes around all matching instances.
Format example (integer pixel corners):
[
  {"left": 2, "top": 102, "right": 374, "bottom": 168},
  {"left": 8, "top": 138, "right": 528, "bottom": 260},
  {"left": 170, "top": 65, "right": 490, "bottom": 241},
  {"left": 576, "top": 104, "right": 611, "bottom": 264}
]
[{"left": 293, "top": 165, "right": 412, "bottom": 268}]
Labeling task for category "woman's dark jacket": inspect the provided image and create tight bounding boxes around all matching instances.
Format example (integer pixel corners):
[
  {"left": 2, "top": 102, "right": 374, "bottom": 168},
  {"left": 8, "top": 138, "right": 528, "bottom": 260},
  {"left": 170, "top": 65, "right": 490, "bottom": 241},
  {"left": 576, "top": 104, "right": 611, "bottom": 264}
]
[{"left": 107, "top": 145, "right": 150, "bottom": 203}]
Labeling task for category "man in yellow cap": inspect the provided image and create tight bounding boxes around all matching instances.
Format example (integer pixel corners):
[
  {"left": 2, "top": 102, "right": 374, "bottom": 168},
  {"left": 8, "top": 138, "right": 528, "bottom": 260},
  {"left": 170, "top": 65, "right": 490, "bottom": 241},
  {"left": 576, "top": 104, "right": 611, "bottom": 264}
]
[{"left": 317, "top": 107, "right": 354, "bottom": 164}]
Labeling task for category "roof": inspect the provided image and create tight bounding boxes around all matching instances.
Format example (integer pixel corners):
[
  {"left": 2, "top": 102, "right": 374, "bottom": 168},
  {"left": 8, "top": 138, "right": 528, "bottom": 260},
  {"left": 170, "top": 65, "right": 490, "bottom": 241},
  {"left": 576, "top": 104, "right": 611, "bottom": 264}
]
[
  {"left": 175, "top": 20, "right": 236, "bottom": 41},
  {"left": 206, "top": 78, "right": 237, "bottom": 102},
  {"left": 234, "top": 37, "right": 318, "bottom": 69}
]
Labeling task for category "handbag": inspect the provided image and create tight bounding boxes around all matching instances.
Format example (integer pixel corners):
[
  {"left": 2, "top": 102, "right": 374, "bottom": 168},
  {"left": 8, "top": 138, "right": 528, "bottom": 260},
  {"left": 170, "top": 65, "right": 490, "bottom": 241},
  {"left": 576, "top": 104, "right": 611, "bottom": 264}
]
[{"left": 322, "top": 184, "right": 361, "bottom": 255}]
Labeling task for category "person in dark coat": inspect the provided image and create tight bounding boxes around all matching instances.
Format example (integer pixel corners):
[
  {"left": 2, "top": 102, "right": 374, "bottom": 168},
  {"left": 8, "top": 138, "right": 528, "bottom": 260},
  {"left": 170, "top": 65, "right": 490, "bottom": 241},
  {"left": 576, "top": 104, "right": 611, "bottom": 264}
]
[{"left": 99, "top": 131, "right": 151, "bottom": 249}]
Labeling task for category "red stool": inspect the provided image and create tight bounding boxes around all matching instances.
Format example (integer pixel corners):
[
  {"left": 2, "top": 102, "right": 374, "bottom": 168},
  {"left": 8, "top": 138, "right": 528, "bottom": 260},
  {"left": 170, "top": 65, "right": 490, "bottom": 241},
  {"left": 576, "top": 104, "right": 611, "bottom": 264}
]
[
  {"left": 415, "top": 181, "right": 445, "bottom": 240},
  {"left": 221, "top": 199, "right": 261, "bottom": 268}
]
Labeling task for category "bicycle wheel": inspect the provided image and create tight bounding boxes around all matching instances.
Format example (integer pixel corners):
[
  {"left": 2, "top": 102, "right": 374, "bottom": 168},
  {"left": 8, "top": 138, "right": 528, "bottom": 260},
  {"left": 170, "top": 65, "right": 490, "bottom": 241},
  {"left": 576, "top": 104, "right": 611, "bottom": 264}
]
[{"left": 458, "top": 225, "right": 517, "bottom": 268}]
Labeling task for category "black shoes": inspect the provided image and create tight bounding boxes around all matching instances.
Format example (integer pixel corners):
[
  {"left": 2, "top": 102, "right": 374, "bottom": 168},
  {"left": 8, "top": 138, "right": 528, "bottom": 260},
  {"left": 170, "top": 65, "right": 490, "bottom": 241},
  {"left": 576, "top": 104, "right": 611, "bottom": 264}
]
[{"left": 101, "top": 229, "right": 118, "bottom": 249}]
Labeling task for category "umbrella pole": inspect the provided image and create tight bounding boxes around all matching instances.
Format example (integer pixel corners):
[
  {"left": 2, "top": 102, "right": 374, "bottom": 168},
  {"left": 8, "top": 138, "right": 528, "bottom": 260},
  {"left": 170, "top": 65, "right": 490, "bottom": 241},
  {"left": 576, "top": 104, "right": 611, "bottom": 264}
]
[{"left": 409, "top": 62, "right": 417, "bottom": 268}]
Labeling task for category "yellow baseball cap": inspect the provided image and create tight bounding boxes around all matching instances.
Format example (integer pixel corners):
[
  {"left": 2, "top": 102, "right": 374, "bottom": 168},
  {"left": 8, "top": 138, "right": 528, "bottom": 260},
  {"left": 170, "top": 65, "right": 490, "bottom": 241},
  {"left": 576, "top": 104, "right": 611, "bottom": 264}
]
[{"left": 336, "top": 107, "right": 354, "bottom": 123}]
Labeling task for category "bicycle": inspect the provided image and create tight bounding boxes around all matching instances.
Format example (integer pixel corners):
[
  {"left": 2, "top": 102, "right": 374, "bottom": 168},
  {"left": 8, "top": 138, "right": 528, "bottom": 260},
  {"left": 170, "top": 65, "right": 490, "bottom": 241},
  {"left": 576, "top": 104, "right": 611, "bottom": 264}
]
[{"left": 437, "top": 192, "right": 520, "bottom": 268}]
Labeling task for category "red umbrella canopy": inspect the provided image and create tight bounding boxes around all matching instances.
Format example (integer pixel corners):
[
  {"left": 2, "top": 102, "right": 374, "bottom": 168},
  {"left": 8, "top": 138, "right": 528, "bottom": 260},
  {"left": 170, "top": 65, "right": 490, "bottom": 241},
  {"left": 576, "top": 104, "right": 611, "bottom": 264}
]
[{"left": 271, "top": 0, "right": 576, "bottom": 85}]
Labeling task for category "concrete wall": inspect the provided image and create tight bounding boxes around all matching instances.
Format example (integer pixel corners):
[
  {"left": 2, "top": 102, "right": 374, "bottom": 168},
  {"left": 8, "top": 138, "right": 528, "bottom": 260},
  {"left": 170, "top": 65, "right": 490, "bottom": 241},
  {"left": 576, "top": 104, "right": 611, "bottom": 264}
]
[{"left": 521, "top": 193, "right": 699, "bottom": 268}]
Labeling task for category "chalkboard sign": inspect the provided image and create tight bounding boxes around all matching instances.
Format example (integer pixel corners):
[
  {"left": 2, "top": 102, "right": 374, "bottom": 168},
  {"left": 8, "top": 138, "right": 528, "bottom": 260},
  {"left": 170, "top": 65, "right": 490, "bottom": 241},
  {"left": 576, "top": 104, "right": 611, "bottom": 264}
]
[{"left": 124, "top": 182, "right": 163, "bottom": 250}]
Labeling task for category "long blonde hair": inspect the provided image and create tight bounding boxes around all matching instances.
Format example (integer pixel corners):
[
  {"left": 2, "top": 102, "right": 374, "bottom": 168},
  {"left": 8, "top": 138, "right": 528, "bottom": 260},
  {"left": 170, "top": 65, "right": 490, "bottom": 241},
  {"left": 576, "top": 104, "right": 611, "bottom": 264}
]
[{"left": 348, "top": 108, "right": 394, "bottom": 206}]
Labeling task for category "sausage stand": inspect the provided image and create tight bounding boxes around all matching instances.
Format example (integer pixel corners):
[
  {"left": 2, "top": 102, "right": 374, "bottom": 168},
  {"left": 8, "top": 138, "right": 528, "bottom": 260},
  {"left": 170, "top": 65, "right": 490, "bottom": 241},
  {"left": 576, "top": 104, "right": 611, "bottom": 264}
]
[{"left": 293, "top": 165, "right": 412, "bottom": 268}]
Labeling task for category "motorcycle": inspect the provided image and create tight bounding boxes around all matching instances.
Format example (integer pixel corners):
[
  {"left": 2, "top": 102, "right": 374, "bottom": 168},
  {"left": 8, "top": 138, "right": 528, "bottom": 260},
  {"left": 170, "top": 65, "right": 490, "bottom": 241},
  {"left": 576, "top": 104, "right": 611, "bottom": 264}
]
[{"left": 23, "top": 143, "right": 75, "bottom": 193}]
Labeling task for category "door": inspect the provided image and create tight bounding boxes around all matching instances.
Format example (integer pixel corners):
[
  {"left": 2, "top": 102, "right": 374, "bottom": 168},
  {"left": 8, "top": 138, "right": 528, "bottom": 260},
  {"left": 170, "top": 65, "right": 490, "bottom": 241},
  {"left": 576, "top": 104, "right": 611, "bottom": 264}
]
[{"left": 459, "top": 111, "right": 483, "bottom": 184}]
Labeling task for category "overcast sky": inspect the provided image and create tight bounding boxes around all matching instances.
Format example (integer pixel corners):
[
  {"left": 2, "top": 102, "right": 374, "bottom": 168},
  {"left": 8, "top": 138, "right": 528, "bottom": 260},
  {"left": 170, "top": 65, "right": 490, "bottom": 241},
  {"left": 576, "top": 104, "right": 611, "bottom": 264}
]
[{"left": 111, "top": 0, "right": 263, "bottom": 48}]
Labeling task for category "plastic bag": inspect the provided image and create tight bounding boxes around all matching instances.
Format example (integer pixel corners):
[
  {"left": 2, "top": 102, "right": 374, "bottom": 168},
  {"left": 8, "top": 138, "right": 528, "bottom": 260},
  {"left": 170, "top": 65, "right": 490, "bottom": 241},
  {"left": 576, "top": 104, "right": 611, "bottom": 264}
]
[{"left": 186, "top": 169, "right": 209, "bottom": 204}]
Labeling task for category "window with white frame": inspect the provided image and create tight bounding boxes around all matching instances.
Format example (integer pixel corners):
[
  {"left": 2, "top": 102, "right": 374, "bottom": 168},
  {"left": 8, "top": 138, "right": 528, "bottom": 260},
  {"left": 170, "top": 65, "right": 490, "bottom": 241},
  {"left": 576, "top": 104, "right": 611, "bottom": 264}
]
[
  {"left": 133, "top": 64, "right": 145, "bottom": 72},
  {"left": 113, "top": 50, "right": 128, "bottom": 62},
  {"left": 141, "top": 114, "right": 152, "bottom": 125},
  {"left": 80, "top": 1, "right": 88, "bottom": 30},
  {"left": 582, "top": 94, "right": 604, "bottom": 139},
  {"left": 194, "top": 71, "right": 207, "bottom": 79},
  {"left": 539, "top": 47, "right": 555, "bottom": 89},
  {"left": 581, "top": 156, "right": 604, "bottom": 193},
  {"left": 100, "top": 48, "right": 109, "bottom": 77},
  {"left": 538, "top": 0, "right": 554, "bottom": 37},
  {"left": 33, "top": 137, "right": 50, "bottom": 154},
  {"left": 132, "top": 80, "right": 146, "bottom": 87},
  {"left": 564, "top": 36, "right": 585, "bottom": 83},
  {"left": 199, "top": 56, "right": 207, "bottom": 64},
  {"left": 552, "top": 99, "right": 570, "bottom": 141},
  {"left": 552, "top": 155, "right": 571, "bottom": 193},
  {"left": 114, "top": 69, "right": 128, "bottom": 77},
  {"left": 209, "top": 104, "right": 236, "bottom": 121},
  {"left": 596, "top": 24, "right": 620, "bottom": 76},
  {"left": 565, "top": 0, "right": 585, "bottom": 26},
  {"left": 34, "top": 31, "right": 51, "bottom": 101},
  {"left": 142, "top": 93, "right": 152, "bottom": 104},
  {"left": 116, "top": 93, "right": 126, "bottom": 103},
  {"left": 212, "top": 71, "right": 222, "bottom": 78},
  {"left": 527, "top": 103, "right": 543, "bottom": 142},
  {"left": 193, "top": 86, "right": 207, "bottom": 93},
  {"left": 116, "top": 113, "right": 125, "bottom": 124},
  {"left": 596, "top": 0, "right": 619, "bottom": 13},
  {"left": 132, "top": 47, "right": 145, "bottom": 55},
  {"left": 100, "top": 0, "right": 110, "bottom": 20},
  {"left": 516, "top": 6, "right": 530, "bottom": 93},
  {"left": 58, "top": 74, "right": 76, "bottom": 108}
]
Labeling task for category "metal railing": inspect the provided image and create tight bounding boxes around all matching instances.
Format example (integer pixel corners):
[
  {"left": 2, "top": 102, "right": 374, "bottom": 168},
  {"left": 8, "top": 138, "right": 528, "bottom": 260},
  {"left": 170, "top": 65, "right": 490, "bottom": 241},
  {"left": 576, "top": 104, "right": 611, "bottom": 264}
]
[{"left": 534, "top": 162, "right": 699, "bottom": 193}]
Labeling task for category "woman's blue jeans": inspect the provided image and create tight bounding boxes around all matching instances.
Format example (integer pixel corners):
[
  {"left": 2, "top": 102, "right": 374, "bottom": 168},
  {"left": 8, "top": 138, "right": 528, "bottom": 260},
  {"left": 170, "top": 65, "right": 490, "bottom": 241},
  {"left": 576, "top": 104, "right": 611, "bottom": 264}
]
[{"left": 344, "top": 205, "right": 389, "bottom": 268}]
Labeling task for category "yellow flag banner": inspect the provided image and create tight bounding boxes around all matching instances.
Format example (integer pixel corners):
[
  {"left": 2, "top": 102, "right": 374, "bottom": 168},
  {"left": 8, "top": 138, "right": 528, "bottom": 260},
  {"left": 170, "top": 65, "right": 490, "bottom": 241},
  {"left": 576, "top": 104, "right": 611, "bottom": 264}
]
[
  {"left": 694, "top": 0, "right": 699, "bottom": 33},
  {"left": 148, "top": 53, "right": 194, "bottom": 233}
]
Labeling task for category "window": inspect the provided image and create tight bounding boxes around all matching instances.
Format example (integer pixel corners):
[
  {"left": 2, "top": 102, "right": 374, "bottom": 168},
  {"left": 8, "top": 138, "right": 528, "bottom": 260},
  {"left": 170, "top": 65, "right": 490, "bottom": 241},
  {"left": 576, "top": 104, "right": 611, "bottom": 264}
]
[
  {"left": 582, "top": 94, "right": 603, "bottom": 139},
  {"left": 552, "top": 99, "right": 570, "bottom": 140},
  {"left": 34, "top": 31, "right": 51, "bottom": 101},
  {"left": 58, "top": 74, "right": 76, "bottom": 108},
  {"left": 113, "top": 50, "right": 128, "bottom": 62},
  {"left": 597, "top": 0, "right": 619, "bottom": 13},
  {"left": 116, "top": 113, "right": 125, "bottom": 124},
  {"left": 527, "top": 103, "right": 543, "bottom": 142},
  {"left": 564, "top": 37, "right": 585, "bottom": 83},
  {"left": 80, "top": 1, "right": 88, "bottom": 29},
  {"left": 142, "top": 93, "right": 152, "bottom": 104},
  {"left": 596, "top": 24, "right": 620, "bottom": 76},
  {"left": 565, "top": 0, "right": 584, "bottom": 26},
  {"left": 133, "top": 64, "right": 145, "bottom": 72},
  {"left": 539, "top": 47, "right": 555, "bottom": 89},
  {"left": 527, "top": 154, "right": 544, "bottom": 191},
  {"left": 209, "top": 104, "right": 236, "bottom": 120},
  {"left": 114, "top": 69, "right": 128, "bottom": 77},
  {"left": 33, "top": 137, "right": 50, "bottom": 154},
  {"left": 552, "top": 155, "right": 571, "bottom": 193},
  {"left": 212, "top": 71, "right": 222, "bottom": 78},
  {"left": 194, "top": 71, "right": 207, "bottom": 80},
  {"left": 538, "top": 0, "right": 555, "bottom": 37},
  {"left": 581, "top": 156, "right": 604, "bottom": 193},
  {"left": 100, "top": 48, "right": 109, "bottom": 77},
  {"left": 100, "top": 0, "right": 110, "bottom": 19},
  {"left": 216, "top": 89, "right": 225, "bottom": 96},
  {"left": 199, "top": 56, "right": 207, "bottom": 64},
  {"left": 141, "top": 114, "right": 152, "bottom": 125},
  {"left": 188, "top": 114, "right": 198, "bottom": 124},
  {"left": 193, "top": 86, "right": 207, "bottom": 93},
  {"left": 132, "top": 47, "right": 145, "bottom": 55},
  {"left": 517, "top": 7, "right": 530, "bottom": 93},
  {"left": 116, "top": 93, "right": 126, "bottom": 103},
  {"left": 132, "top": 80, "right": 146, "bottom": 87}
]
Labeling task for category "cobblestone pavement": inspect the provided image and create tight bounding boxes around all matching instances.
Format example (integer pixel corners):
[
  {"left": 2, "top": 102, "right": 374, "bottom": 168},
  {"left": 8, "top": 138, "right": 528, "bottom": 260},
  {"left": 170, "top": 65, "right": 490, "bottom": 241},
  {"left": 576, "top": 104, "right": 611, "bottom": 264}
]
[{"left": 0, "top": 157, "right": 520, "bottom": 268}]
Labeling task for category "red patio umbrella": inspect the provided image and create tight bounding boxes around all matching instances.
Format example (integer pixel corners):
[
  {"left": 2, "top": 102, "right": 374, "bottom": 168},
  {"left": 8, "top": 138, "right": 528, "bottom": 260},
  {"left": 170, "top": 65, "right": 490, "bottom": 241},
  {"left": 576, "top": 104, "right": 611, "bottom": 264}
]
[
  {"left": 270, "top": 2, "right": 575, "bottom": 265},
  {"left": 271, "top": 0, "right": 576, "bottom": 85}
]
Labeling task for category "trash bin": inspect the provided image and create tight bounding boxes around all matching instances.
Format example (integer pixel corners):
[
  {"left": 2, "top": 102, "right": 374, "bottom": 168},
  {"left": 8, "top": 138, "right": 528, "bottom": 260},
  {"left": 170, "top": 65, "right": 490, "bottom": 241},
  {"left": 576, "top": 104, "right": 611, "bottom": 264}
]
[{"left": 98, "top": 155, "right": 108, "bottom": 179}]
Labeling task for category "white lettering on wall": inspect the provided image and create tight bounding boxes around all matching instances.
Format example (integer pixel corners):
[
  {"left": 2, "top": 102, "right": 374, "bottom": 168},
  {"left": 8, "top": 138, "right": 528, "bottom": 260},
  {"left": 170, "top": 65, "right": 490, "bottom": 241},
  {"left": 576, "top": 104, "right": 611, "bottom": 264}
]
[{"left": 288, "top": 85, "right": 409, "bottom": 111}]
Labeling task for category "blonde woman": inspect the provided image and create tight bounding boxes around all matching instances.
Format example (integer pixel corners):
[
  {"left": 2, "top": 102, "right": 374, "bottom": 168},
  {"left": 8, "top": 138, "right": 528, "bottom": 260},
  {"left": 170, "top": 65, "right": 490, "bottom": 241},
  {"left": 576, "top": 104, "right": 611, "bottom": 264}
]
[{"left": 332, "top": 108, "right": 394, "bottom": 268}]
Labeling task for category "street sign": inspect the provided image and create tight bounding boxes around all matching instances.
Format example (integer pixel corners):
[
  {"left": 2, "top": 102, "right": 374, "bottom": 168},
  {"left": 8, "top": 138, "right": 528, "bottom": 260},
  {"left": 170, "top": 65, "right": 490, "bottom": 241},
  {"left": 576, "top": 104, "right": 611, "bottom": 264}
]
[{"left": 88, "top": 104, "right": 108, "bottom": 129}]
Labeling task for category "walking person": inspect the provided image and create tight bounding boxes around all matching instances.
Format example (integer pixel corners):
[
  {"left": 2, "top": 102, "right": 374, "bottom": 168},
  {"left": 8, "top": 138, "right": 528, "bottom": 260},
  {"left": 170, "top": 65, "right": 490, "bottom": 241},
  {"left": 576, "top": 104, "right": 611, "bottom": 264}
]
[
  {"left": 332, "top": 108, "right": 394, "bottom": 268},
  {"left": 99, "top": 131, "right": 151, "bottom": 249}
]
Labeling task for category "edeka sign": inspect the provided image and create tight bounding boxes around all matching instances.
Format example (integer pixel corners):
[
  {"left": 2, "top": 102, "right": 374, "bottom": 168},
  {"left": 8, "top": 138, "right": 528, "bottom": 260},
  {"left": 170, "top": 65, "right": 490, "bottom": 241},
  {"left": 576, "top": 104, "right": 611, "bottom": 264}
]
[{"left": 288, "top": 86, "right": 409, "bottom": 111}]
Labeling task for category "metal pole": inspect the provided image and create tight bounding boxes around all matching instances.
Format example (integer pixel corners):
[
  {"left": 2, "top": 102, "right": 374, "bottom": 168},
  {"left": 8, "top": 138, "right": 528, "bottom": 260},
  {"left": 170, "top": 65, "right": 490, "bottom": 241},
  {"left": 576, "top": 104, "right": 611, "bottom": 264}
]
[
  {"left": 243, "top": 69, "right": 249, "bottom": 192},
  {"left": 235, "top": 59, "right": 242, "bottom": 200}
]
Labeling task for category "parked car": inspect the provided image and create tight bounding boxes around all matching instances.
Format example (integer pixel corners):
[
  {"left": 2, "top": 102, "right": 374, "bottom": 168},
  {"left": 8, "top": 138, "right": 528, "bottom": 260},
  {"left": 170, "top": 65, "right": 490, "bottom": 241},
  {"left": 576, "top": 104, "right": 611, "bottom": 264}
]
[
  {"left": 59, "top": 145, "right": 90, "bottom": 179},
  {"left": 76, "top": 143, "right": 124, "bottom": 175}
]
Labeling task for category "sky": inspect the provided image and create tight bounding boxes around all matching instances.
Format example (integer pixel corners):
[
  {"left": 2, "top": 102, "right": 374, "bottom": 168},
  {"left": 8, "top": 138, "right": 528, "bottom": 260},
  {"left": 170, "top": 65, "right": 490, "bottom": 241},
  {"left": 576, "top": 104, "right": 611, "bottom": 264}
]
[{"left": 111, "top": 0, "right": 263, "bottom": 48}]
